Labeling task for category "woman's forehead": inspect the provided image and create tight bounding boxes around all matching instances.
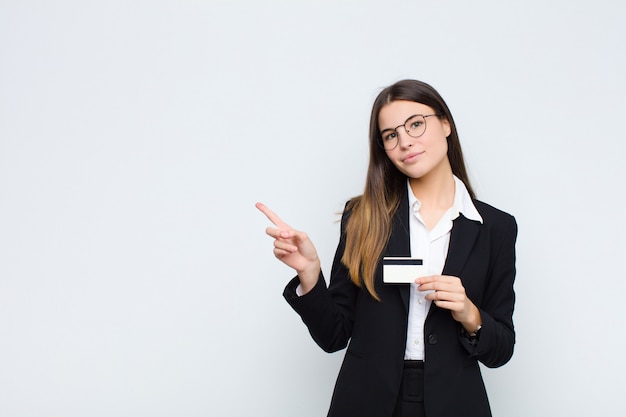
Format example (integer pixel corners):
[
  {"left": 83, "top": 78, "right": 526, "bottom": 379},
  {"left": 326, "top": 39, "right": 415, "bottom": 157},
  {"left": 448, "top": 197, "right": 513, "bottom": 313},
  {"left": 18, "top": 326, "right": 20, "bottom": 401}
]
[{"left": 378, "top": 100, "right": 435, "bottom": 127}]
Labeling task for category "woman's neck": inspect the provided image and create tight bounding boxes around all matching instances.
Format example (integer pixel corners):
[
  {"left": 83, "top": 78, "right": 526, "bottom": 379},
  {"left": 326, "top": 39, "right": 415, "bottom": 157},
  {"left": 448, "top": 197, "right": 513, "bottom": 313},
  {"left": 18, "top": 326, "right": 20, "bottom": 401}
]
[
  {"left": 409, "top": 172, "right": 455, "bottom": 231},
  {"left": 409, "top": 169, "right": 456, "bottom": 210}
]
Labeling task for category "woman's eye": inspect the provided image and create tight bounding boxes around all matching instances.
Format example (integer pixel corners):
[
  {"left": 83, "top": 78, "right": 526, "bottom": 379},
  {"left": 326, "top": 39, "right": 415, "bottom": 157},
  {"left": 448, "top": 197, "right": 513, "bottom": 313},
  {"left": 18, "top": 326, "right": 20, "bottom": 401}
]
[
  {"left": 410, "top": 121, "right": 423, "bottom": 129},
  {"left": 383, "top": 132, "right": 397, "bottom": 141}
]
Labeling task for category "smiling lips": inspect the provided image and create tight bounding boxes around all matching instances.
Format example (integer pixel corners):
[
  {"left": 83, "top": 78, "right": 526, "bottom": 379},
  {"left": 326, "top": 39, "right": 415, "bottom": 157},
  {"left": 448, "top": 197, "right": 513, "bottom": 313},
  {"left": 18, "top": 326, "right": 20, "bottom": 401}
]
[{"left": 402, "top": 151, "right": 424, "bottom": 163}]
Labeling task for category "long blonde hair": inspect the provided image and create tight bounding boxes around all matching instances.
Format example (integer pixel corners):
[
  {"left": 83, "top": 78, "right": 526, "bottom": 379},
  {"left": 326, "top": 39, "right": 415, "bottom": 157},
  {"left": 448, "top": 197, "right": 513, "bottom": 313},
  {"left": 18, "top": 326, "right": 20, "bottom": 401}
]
[{"left": 342, "top": 80, "right": 475, "bottom": 300}]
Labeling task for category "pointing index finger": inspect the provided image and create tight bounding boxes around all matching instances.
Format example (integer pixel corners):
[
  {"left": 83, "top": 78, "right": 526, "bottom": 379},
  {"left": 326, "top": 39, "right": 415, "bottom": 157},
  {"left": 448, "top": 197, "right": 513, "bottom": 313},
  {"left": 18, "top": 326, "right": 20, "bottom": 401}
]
[{"left": 255, "top": 202, "right": 290, "bottom": 229}]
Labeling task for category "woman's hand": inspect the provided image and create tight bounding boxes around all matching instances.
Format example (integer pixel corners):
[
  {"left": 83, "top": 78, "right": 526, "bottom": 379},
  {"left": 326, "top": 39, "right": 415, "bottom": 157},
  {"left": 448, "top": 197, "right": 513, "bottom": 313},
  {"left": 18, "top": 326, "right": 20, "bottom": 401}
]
[
  {"left": 416, "top": 275, "right": 482, "bottom": 333},
  {"left": 256, "top": 202, "right": 321, "bottom": 294}
]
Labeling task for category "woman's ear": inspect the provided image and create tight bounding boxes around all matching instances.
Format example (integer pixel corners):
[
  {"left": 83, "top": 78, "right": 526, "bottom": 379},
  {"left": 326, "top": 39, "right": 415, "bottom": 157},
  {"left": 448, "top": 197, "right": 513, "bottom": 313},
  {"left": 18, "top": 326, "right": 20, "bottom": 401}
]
[{"left": 442, "top": 118, "right": 452, "bottom": 137}]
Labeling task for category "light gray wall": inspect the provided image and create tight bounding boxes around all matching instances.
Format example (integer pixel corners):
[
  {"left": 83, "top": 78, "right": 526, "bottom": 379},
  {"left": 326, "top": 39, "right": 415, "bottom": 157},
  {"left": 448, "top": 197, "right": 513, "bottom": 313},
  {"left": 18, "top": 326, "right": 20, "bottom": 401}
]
[{"left": 1, "top": 1, "right": 625, "bottom": 416}]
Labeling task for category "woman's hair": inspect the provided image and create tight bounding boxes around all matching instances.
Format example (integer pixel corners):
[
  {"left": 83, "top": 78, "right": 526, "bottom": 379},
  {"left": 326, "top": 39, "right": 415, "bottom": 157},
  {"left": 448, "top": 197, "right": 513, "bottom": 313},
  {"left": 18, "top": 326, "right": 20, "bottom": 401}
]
[{"left": 342, "top": 79, "right": 475, "bottom": 300}]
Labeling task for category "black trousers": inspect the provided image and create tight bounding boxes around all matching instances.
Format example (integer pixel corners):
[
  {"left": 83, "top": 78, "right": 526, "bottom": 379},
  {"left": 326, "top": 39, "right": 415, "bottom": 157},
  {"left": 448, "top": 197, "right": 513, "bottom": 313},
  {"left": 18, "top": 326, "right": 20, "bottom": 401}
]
[{"left": 392, "top": 360, "right": 426, "bottom": 417}]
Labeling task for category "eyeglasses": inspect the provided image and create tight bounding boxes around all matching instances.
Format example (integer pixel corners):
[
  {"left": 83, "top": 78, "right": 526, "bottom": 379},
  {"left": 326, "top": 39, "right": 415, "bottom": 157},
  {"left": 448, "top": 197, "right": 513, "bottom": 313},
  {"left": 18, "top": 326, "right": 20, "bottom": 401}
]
[{"left": 378, "top": 114, "right": 440, "bottom": 150}]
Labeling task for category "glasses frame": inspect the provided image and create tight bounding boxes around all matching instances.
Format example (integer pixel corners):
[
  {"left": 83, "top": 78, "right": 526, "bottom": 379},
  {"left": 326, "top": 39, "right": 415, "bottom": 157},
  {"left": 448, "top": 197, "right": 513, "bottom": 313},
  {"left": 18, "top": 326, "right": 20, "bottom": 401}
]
[{"left": 378, "top": 113, "right": 440, "bottom": 150}]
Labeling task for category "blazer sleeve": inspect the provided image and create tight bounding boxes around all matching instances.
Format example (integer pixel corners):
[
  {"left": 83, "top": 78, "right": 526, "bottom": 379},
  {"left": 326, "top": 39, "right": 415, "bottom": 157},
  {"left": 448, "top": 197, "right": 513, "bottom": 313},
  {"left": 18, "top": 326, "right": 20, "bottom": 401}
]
[
  {"left": 459, "top": 213, "right": 518, "bottom": 368},
  {"left": 282, "top": 209, "right": 359, "bottom": 353}
]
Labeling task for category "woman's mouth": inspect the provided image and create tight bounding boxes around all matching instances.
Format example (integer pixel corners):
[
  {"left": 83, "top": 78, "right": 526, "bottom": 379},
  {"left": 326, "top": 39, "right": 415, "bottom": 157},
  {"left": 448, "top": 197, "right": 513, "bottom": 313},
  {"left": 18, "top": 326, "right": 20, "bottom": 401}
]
[{"left": 403, "top": 151, "right": 423, "bottom": 163}]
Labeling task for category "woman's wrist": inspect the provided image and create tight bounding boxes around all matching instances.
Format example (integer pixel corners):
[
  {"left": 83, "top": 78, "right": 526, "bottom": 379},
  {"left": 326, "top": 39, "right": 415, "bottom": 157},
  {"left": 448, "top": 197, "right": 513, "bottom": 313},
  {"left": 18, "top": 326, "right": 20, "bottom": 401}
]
[
  {"left": 460, "top": 304, "right": 482, "bottom": 334},
  {"left": 297, "top": 262, "right": 321, "bottom": 295}
]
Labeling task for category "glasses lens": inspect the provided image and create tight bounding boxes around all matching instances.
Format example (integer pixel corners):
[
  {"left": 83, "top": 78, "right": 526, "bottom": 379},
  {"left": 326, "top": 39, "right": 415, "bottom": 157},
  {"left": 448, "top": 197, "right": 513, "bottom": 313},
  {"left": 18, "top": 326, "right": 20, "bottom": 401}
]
[
  {"left": 405, "top": 115, "right": 426, "bottom": 138},
  {"left": 380, "top": 132, "right": 398, "bottom": 150}
]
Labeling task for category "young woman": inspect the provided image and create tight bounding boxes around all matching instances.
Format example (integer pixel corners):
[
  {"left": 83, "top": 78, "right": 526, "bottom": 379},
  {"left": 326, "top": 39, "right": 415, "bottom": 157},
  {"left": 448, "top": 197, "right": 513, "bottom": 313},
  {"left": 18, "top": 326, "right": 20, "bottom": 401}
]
[{"left": 257, "top": 79, "right": 517, "bottom": 417}]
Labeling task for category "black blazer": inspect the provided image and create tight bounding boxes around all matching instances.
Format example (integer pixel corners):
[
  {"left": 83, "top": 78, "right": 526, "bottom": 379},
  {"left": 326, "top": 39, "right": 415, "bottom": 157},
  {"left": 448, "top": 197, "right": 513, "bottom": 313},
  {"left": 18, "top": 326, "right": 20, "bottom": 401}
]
[{"left": 284, "top": 188, "right": 517, "bottom": 417}]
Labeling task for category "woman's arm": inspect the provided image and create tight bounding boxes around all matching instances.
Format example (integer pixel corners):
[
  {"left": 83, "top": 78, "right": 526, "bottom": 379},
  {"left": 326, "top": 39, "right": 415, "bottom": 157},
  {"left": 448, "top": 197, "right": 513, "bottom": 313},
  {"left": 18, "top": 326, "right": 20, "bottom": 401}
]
[
  {"left": 258, "top": 203, "right": 359, "bottom": 353},
  {"left": 462, "top": 215, "right": 518, "bottom": 368},
  {"left": 282, "top": 209, "right": 359, "bottom": 353}
]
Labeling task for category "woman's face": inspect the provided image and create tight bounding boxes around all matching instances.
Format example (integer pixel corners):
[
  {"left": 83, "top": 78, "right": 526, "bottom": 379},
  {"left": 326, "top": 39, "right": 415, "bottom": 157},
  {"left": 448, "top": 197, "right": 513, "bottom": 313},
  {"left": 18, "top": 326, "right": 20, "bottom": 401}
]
[{"left": 378, "top": 100, "right": 452, "bottom": 181}]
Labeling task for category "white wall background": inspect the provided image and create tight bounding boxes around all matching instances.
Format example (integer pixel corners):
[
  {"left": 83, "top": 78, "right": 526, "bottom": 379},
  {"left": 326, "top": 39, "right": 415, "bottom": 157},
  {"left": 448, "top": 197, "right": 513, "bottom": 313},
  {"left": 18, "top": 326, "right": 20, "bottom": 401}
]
[{"left": 1, "top": 1, "right": 625, "bottom": 416}]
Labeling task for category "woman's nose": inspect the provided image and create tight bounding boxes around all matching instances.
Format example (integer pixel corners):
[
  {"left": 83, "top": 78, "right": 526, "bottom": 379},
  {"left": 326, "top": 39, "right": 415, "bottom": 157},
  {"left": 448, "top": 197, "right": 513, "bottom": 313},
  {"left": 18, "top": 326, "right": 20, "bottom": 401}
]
[{"left": 397, "top": 129, "right": 413, "bottom": 149}]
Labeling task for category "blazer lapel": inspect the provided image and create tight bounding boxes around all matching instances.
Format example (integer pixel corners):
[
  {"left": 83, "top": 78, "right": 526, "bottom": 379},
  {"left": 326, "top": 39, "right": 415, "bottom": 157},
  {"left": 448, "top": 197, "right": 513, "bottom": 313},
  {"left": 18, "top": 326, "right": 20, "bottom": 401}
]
[
  {"left": 442, "top": 214, "right": 480, "bottom": 277},
  {"left": 424, "top": 214, "right": 481, "bottom": 320},
  {"left": 384, "top": 187, "right": 412, "bottom": 311}
]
